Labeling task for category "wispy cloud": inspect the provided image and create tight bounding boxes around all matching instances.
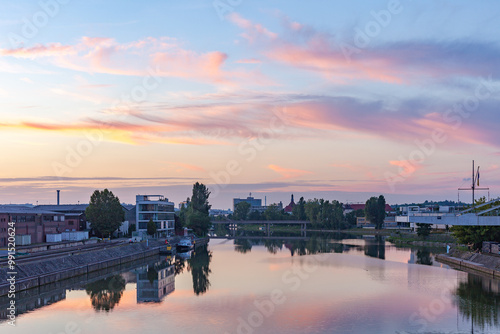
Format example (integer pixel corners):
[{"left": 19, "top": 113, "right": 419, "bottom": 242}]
[
  {"left": 268, "top": 164, "right": 313, "bottom": 179},
  {"left": 0, "top": 36, "right": 268, "bottom": 86},
  {"left": 229, "top": 13, "right": 500, "bottom": 83}
]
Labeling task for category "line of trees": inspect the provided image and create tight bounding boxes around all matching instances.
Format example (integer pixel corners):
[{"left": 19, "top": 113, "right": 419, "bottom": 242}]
[{"left": 230, "top": 195, "right": 387, "bottom": 230}]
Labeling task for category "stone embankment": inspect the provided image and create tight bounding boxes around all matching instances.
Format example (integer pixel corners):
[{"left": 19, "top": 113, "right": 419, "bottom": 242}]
[
  {"left": 436, "top": 251, "right": 500, "bottom": 277},
  {"left": 0, "top": 242, "right": 162, "bottom": 296}
]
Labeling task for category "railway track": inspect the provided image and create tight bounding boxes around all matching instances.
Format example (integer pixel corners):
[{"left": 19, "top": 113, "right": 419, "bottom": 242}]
[{"left": 0, "top": 241, "right": 127, "bottom": 267}]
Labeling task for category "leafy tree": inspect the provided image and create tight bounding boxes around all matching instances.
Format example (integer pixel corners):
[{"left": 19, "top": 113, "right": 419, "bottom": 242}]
[
  {"left": 416, "top": 223, "right": 432, "bottom": 238},
  {"left": 128, "top": 223, "right": 136, "bottom": 237},
  {"left": 305, "top": 199, "right": 321, "bottom": 224},
  {"left": 346, "top": 209, "right": 364, "bottom": 226},
  {"left": 185, "top": 183, "right": 211, "bottom": 236},
  {"left": 85, "top": 189, "right": 125, "bottom": 237},
  {"left": 365, "top": 195, "right": 386, "bottom": 229},
  {"left": 292, "top": 196, "right": 307, "bottom": 220},
  {"left": 233, "top": 201, "right": 251, "bottom": 220},
  {"left": 248, "top": 210, "right": 263, "bottom": 220},
  {"left": 263, "top": 204, "right": 283, "bottom": 220},
  {"left": 174, "top": 214, "right": 183, "bottom": 234},
  {"left": 147, "top": 218, "right": 157, "bottom": 237}
]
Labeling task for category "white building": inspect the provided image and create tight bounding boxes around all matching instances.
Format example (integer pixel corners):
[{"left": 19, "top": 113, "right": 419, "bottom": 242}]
[{"left": 136, "top": 195, "right": 175, "bottom": 237}]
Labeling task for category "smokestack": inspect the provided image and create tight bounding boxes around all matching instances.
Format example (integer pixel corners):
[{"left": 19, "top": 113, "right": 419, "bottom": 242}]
[{"left": 57, "top": 190, "right": 60, "bottom": 205}]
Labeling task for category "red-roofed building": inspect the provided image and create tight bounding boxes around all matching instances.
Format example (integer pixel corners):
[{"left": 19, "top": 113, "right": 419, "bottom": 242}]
[{"left": 284, "top": 194, "right": 296, "bottom": 214}]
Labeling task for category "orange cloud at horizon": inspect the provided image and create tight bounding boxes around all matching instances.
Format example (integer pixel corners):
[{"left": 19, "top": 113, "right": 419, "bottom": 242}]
[{"left": 268, "top": 164, "right": 313, "bottom": 179}]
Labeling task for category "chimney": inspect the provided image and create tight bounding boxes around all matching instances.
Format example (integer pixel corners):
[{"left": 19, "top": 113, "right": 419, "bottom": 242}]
[{"left": 57, "top": 190, "right": 60, "bottom": 205}]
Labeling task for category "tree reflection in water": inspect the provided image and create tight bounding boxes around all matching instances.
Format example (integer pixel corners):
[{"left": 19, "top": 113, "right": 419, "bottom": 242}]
[
  {"left": 234, "top": 238, "right": 252, "bottom": 253},
  {"left": 363, "top": 236, "right": 385, "bottom": 260},
  {"left": 454, "top": 273, "right": 500, "bottom": 331},
  {"left": 85, "top": 275, "right": 126, "bottom": 312},
  {"left": 187, "top": 245, "right": 212, "bottom": 296},
  {"left": 416, "top": 249, "right": 433, "bottom": 266},
  {"left": 174, "top": 256, "right": 186, "bottom": 276}
]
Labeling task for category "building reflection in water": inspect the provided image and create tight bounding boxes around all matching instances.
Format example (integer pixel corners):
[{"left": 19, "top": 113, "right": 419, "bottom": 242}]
[
  {"left": 136, "top": 259, "right": 175, "bottom": 303},
  {"left": 454, "top": 273, "right": 500, "bottom": 332},
  {"left": 0, "top": 288, "right": 66, "bottom": 321}
]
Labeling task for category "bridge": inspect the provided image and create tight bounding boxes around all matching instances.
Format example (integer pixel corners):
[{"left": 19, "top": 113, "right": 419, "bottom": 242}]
[
  {"left": 211, "top": 220, "right": 310, "bottom": 237},
  {"left": 408, "top": 198, "right": 500, "bottom": 226}
]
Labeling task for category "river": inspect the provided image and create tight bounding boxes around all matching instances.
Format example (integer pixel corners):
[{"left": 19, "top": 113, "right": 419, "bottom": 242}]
[{"left": 2, "top": 234, "right": 500, "bottom": 334}]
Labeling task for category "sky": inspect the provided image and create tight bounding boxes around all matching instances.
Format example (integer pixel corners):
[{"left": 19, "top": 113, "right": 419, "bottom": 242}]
[{"left": 1, "top": 0, "right": 500, "bottom": 208}]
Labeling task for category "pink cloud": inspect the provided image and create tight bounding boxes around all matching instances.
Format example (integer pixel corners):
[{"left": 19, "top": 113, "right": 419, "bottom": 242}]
[
  {"left": 236, "top": 58, "right": 262, "bottom": 64},
  {"left": 0, "top": 43, "right": 75, "bottom": 58},
  {"left": 229, "top": 14, "right": 500, "bottom": 84},
  {"left": 0, "top": 36, "right": 267, "bottom": 86},
  {"left": 268, "top": 164, "right": 313, "bottom": 179},
  {"left": 228, "top": 13, "right": 278, "bottom": 43}
]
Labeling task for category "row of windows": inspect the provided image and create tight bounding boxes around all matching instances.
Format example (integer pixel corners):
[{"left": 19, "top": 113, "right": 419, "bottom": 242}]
[
  {"left": 138, "top": 221, "right": 174, "bottom": 230},
  {"left": 8, "top": 215, "right": 65, "bottom": 222},
  {"left": 138, "top": 204, "right": 174, "bottom": 212},
  {"left": 138, "top": 213, "right": 174, "bottom": 221}
]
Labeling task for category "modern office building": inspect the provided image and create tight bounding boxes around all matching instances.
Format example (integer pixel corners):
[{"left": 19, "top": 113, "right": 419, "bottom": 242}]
[
  {"left": 135, "top": 195, "right": 175, "bottom": 237},
  {"left": 233, "top": 193, "right": 267, "bottom": 213}
]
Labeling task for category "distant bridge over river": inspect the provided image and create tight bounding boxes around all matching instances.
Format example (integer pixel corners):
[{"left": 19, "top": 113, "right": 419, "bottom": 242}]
[
  {"left": 211, "top": 220, "right": 310, "bottom": 237},
  {"left": 409, "top": 198, "right": 500, "bottom": 226}
]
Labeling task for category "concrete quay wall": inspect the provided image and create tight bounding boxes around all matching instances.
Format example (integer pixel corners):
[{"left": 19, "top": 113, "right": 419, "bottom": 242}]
[
  {"left": 436, "top": 254, "right": 500, "bottom": 277},
  {"left": 0, "top": 243, "right": 160, "bottom": 296}
]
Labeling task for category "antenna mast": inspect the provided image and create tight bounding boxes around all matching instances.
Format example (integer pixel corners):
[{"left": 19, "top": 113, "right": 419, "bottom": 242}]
[{"left": 458, "top": 160, "right": 489, "bottom": 207}]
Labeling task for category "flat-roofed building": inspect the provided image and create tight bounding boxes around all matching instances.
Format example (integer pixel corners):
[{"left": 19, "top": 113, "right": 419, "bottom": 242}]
[{"left": 136, "top": 195, "right": 175, "bottom": 237}]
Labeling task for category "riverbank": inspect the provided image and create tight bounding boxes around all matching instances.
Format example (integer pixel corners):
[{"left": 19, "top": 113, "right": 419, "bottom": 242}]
[
  {"left": 436, "top": 250, "right": 500, "bottom": 277},
  {"left": 0, "top": 242, "right": 163, "bottom": 296}
]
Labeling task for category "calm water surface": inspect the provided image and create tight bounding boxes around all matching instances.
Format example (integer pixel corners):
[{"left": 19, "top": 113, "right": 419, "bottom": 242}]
[{"left": 2, "top": 235, "right": 500, "bottom": 334}]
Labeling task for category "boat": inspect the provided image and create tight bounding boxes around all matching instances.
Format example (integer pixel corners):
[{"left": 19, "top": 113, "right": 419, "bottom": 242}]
[{"left": 176, "top": 237, "right": 193, "bottom": 251}]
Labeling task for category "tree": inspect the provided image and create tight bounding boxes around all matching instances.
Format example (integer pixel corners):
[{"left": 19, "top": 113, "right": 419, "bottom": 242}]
[
  {"left": 85, "top": 189, "right": 125, "bottom": 237},
  {"left": 174, "top": 214, "right": 183, "bottom": 234},
  {"left": 365, "top": 195, "right": 386, "bottom": 229},
  {"left": 292, "top": 197, "right": 307, "bottom": 220},
  {"left": 263, "top": 204, "right": 283, "bottom": 220},
  {"left": 248, "top": 210, "right": 263, "bottom": 220},
  {"left": 147, "top": 218, "right": 157, "bottom": 237},
  {"left": 233, "top": 201, "right": 251, "bottom": 220},
  {"left": 185, "top": 183, "right": 211, "bottom": 236},
  {"left": 346, "top": 209, "right": 364, "bottom": 226},
  {"left": 128, "top": 223, "right": 136, "bottom": 237},
  {"left": 305, "top": 199, "right": 321, "bottom": 225},
  {"left": 416, "top": 223, "right": 432, "bottom": 238}
]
